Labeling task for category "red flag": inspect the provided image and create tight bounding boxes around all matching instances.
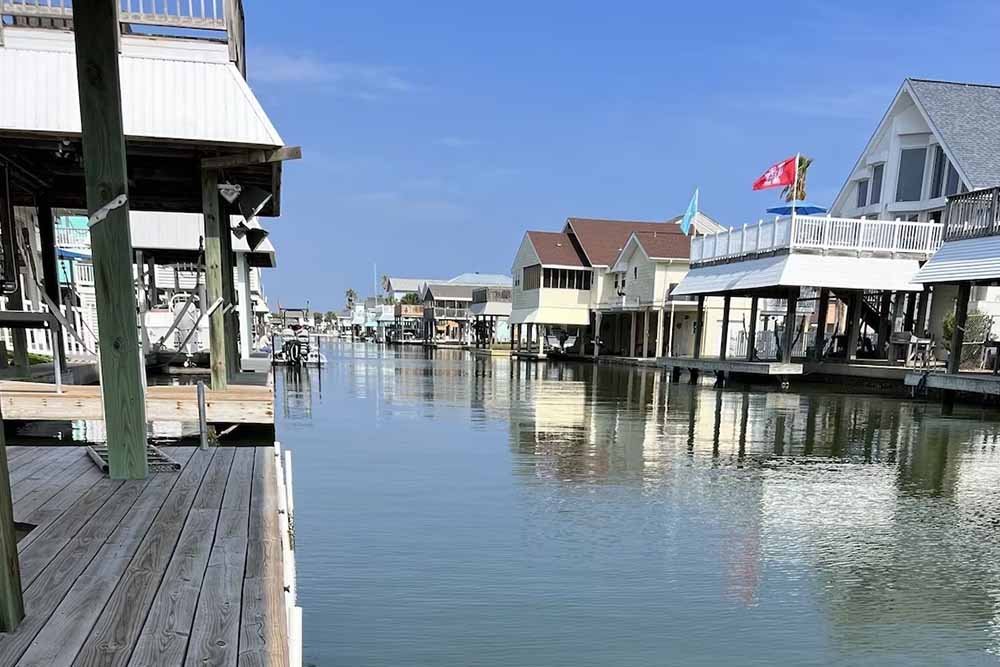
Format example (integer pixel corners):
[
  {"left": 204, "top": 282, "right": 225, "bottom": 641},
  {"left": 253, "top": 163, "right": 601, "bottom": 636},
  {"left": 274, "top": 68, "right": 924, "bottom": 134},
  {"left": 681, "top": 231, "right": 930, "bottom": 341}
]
[{"left": 752, "top": 156, "right": 797, "bottom": 191}]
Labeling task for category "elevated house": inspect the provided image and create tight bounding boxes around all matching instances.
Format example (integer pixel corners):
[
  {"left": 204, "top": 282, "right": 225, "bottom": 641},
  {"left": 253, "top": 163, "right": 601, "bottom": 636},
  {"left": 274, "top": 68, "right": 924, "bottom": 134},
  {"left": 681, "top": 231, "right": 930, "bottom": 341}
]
[
  {"left": 470, "top": 286, "right": 512, "bottom": 346},
  {"left": 510, "top": 214, "right": 724, "bottom": 356},
  {"left": 421, "top": 275, "right": 513, "bottom": 344}
]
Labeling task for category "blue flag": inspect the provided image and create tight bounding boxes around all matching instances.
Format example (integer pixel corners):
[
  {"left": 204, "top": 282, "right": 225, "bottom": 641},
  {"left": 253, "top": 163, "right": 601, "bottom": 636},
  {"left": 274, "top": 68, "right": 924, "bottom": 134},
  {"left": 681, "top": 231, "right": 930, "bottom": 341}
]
[{"left": 680, "top": 188, "right": 698, "bottom": 236}]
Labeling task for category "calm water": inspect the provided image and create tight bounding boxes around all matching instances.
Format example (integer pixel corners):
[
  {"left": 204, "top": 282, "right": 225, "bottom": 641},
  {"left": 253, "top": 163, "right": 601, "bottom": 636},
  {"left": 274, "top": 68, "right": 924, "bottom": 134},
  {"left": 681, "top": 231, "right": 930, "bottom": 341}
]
[{"left": 279, "top": 343, "right": 1000, "bottom": 666}]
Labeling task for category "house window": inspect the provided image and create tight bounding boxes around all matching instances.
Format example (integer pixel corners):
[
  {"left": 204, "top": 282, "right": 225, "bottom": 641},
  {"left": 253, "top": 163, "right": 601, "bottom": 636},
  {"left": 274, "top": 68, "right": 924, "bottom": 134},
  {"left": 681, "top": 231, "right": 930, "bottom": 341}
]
[
  {"left": 614, "top": 274, "right": 618, "bottom": 288},
  {"left": 523, "top": 264, "right": 541, "bottom": 290},
  {"left": 870, "top": 164, "right": 883, "bottom": 205},
  {"left": 930, "top": 145, "right": 946, "bottom": 198},
  {"left": 895, "top": 147, "right": 927, "bottom": 202},
  {"left": 944, "top": 162, "right": 961, "bottom": 197},
  {"left": 633, "top": 267, "right": 638, "bottom": 280},
  {"left": 856, "top": 179, "right": 869, "bottom": 208}
]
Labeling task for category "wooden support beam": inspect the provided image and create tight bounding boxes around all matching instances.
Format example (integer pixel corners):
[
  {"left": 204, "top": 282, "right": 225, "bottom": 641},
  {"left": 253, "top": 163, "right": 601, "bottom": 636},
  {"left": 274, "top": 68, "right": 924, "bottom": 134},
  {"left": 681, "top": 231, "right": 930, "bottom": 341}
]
[
  {"left": 747, "top": 296, "right": 759, "bottom": 361},
  {"left": 948, "top": 282, "right": 971, "bottom": 375},
  {"left": 781, "top": 289, "right": 797, "bottom": 363},
  {"left": 846, "top": 291, "right": 862, "bottom": 361},
  {"left": 200, "top": 146, "right": 303, "bottom": 171},
  {"left": 37, "top": 198, "right": 65, "bottom": 371},
  {"left": 814, "top": 287, "right": 829, "bottom": 361},
  {"left": 642, "top": 309, "right": 651, "bottom": 358},
  {"left": 693, "top": 296, "right": 705, "bottom": 359},
  {"left": 877, "top": 291, "right": 892, "bottom": 354},
  {"left": 915, "top": 288, "right": 930, "bottom": 337},
  {"left": 219, "top": 205, "right": 239, "bottom": 375},
  {"left": 0, "top": 166, "right": 28, "bottom": 376},
  {"left": 0, "top": 408, "right": 23, "bottom": 632},
  {"left": 719, "top": 296, "right": 731, "bottom": 360},
  {"left": 629, "top": 312, "right": 637, "bottom": 357},
  {"left": 72, "top": 0, "right": 148, "bottom": 480},
  {"left": 202, "top": 170, "right": 228, "bottom": 390},
  {"left": 655, "top": 308, "right": 665, "bottom": 359}
]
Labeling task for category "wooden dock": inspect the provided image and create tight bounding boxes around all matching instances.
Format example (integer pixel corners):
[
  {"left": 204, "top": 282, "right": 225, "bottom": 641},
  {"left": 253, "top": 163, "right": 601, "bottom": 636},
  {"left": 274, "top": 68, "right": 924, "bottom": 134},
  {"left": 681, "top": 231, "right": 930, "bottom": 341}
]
[
  {"left": 0, "top": 444, "right": 289, "bottom": 666},
  {"left": 0, "top": 381, "right": 274, "bottom": 424}
]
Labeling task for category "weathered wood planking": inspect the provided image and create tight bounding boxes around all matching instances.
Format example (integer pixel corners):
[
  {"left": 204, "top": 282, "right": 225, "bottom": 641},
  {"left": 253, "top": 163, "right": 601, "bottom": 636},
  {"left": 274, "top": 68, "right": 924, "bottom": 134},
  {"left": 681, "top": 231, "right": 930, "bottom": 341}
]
[
  {"left": 238, "top": 447, "right": 289, "bottom": 667},
  {"left": 0, "top": 479, "right": 149, "bottom": 664},
  {"left": 125, "top": 450, "right": 236, "bottom": 666},
  {"left": 14, "top": 448, "right": 197, "bottom": 667},
  {"left": 73, "top": 448, "right": 219, "bottom": 667},
  {"left": 0, "top": 382, "right": 274, "bottom": 424},
  {"left": 12, "top": 456, "right": 92, "bottom": 518},
  {"left": 186, "top": 448, "right": 255, "bottom": 666}
]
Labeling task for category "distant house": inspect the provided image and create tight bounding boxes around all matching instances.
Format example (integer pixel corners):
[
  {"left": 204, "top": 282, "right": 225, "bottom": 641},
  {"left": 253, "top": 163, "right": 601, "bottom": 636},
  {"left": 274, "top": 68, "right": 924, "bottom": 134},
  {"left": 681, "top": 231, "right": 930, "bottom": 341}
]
[
  {"left": 421, "top": 276, "right": 513, "bottom": 343},
  {"left": 510, "top": 214, "right": 725, "bottom": 356}
]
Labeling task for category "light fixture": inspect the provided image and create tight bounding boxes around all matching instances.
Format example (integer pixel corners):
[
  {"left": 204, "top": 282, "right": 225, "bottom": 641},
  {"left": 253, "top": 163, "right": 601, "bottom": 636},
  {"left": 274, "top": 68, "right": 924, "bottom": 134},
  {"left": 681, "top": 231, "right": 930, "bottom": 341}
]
[
  {"left": 237, "top": 185, "right": 272, "bottom": 222},
  {"left": 231, "top": 219, "right": 250, "bottom": 239},
  {"left": 218, "top": 182, "right": 242, "bottom": 204},
  {"left": 245, "top": 227, "right": 270, "bottom": 252}
]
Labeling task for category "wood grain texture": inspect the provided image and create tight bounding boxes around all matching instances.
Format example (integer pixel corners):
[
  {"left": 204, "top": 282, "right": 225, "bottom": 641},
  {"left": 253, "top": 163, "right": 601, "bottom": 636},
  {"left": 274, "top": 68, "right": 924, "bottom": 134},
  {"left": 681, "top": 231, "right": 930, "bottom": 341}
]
[
  {"left": 12, "top": 456, "right": 92, "bottom": 518},
  {"left": 238, "top": 448, "right": 288, "bottom": 667},
  {"left": 203, "top": 170, "right": 228, "bottom": 391},
  {"left": 0, "top": 413, "right": 24, "bottom": 631},
  {"left": 72, "top": 448, "right": 217, "bottom": 667},
  {"left": 0, "top": 479, "right": 148, "bottom": 664},
  {"left": 71, "top": 0, "right": 148, "bottom": 480},
  {"left": 15, "top": 451, "right": 195, "bottom": 667}
]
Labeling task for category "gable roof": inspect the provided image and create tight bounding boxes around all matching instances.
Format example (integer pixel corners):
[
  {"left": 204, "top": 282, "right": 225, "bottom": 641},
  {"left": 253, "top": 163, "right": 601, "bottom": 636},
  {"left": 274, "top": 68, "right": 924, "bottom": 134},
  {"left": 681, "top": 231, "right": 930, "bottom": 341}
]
[
  {"left": 632, "top": 230, "right": 692, "bottom": 260},
  {"left": 447, "top": 273, "right": 511, "bottom": 286},
  {"left": 384, "top": 277, "right": 442, "bottom": 294},
  {"left": 564, "top": 217, "right": 688, "bottom": 267},
  {"left": 525, "top": 231, "right": 589, "bottom": 267},
  {"left": 423, "top": 283, "right": 476, "bottom": 300},
  {"left": 906, "top": 79, "right": 1000, "bottom": 190}
]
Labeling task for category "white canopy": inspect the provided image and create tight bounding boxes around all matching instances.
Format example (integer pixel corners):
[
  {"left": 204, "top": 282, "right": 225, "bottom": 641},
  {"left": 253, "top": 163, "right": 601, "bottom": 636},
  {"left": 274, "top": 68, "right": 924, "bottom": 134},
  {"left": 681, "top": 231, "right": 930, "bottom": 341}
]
[{"left": 672, "top": 254, "right": 925, "bottom": 296}]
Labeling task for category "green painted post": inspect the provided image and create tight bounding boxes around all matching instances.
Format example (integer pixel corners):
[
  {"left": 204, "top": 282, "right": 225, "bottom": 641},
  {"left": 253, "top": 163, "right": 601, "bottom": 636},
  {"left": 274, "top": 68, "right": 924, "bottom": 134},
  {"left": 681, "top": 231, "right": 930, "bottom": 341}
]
[
  {"left": 0, "top": 409, "right": 24, "bottom": 631},
  {"left": 72, "top": 0, "right": 148, "bottom": 479},
  {"left": 202, "top": 170, "right": 228, "bottom": 390}
]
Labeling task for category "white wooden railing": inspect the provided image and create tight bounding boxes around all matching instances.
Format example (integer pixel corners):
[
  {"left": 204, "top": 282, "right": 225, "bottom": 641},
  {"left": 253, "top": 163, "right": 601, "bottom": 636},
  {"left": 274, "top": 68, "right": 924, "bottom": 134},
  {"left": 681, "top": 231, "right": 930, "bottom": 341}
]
[
  {"left": 691, "top": 215, "right": 943, "bottom": 264},
  {"left": 1, "top": 0, "right": 232, "bottom": 30},
  {"left": 55, "top": 227, "right": 90, "bottom": 250}
]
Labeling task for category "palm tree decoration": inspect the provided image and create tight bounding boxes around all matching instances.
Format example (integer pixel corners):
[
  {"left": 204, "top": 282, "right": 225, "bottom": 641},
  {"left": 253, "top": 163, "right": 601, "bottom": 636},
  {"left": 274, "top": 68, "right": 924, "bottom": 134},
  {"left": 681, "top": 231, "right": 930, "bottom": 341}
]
[
  {"left": 345, "top": 288, "right": 358, "bottom": 309},
  {"left": 781, "top": 155, "right": 813, "bottom": 203}
]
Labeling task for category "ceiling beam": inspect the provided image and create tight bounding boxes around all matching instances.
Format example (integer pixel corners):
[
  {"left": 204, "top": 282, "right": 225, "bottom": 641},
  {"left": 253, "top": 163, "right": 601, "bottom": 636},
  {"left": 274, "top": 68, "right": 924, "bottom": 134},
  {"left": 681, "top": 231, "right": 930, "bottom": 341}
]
[{"left": 200, "top": 146, "right": 302, "bottom": 170}]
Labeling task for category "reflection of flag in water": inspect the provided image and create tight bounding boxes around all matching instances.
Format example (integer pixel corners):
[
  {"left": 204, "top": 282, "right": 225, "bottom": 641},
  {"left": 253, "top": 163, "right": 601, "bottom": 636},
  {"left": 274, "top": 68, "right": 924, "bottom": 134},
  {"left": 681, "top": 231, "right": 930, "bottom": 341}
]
[{"left": 680, "top": 188, "right": 698, "bottom": 236}]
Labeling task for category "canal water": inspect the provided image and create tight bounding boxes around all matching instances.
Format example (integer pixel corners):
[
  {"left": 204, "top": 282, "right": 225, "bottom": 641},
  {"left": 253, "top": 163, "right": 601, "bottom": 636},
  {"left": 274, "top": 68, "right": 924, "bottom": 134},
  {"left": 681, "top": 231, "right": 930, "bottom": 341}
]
[{"left": 280, "top": 343, "right": 1000, "bottom": 666}]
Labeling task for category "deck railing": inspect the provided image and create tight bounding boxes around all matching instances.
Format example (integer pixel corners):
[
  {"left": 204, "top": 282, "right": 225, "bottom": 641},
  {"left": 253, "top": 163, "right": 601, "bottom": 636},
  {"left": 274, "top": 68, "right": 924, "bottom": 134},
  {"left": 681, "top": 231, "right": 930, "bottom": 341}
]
[
  {"left": 1, "top": 0, "right": 246, "bottom": 71},
  {"left": 690, "top": 214, "right": 943, "bottom": 264},
  {"left": 471, "top": 287, "right": 512, "bottom": 304},
  {"left": 944, "top": 186, "right": 1000, "bottom": 241},
  {"left": 426, "top": 306, "right": 470, "bottom": 320},
  {"left": 55, "top": 226, "right": 90, "bottom": 250}
]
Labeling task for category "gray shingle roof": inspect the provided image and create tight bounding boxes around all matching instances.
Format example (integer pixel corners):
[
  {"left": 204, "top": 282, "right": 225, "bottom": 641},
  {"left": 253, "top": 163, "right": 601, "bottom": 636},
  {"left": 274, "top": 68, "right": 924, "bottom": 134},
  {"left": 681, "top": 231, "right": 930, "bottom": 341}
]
[{"left": 908, "top": 78, "right": 1000, "bottom": 189}]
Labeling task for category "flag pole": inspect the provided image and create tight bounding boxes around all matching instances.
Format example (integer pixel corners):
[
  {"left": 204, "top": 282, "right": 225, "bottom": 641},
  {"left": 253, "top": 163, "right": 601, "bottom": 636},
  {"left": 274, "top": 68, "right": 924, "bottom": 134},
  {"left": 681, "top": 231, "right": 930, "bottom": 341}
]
[{"left": 791, "top": 153, "right": 799, "bottom": 219}]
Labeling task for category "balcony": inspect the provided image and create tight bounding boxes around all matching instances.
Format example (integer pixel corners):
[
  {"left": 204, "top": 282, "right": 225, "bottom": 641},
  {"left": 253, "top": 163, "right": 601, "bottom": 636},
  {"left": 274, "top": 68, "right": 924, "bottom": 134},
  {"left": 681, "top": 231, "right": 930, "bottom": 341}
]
[
  {"left": 944, "top": 186, "right": 1000, "bottom": 242},
  {"left": 424, "top": 307, "right": 470, "bottom": 321},
  {"left": 472, "top": 287, "right": 512, "bottom": 304},
  {"left": 393, "top": 304, "right": 424, "bottom": 319},
  {"left": 1, "top": 0, "right": 245, "bottom": 71},
  {"left": 691, "top": 214, "right": 943, "bottom": 266},
  {"left": 55, "top": 227, "right": 90, "bottom": 251}
]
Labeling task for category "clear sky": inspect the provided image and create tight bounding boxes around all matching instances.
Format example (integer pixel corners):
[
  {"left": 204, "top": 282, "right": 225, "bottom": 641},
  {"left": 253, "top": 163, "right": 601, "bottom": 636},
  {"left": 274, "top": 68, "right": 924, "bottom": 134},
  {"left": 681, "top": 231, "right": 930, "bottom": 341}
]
[{"left": 248, "top": 0, "right": 1000, "bottom": 311}]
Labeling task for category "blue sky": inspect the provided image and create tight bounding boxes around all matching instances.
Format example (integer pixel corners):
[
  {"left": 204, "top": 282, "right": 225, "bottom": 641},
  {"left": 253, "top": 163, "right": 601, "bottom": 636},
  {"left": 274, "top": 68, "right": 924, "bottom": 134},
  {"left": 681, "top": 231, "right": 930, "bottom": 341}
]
[{"left": 249, "top": 0, "right": 1000, "bottom": 311}]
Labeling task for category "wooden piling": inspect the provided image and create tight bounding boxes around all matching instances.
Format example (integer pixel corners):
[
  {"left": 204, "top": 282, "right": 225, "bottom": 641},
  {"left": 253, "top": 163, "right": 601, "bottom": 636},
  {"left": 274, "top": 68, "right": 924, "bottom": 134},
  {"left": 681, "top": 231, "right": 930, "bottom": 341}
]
[
  {"left": 72, "top": 0, "right": 148, "bottom": 480},
  {"left": 0, "top": 407, "right": 24, "bottom": 631},
  {"left": 202, "top": 170, "right": 229, "bottom": 390}
]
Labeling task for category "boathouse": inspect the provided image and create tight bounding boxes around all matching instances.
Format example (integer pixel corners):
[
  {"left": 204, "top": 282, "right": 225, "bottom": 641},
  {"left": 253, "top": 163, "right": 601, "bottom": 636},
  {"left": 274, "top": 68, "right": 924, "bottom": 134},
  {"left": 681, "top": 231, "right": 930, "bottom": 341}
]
[{"left": 0, "top": 0, "right": 300, "bottom": 660}]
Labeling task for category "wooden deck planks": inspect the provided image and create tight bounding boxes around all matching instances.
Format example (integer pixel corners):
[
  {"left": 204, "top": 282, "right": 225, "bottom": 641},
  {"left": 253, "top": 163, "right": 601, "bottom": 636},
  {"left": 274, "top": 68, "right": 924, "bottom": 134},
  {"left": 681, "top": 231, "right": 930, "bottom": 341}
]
[
  {"left": 0, "top": 446, "right": 285, "bottom": 667},
  {"left": 72, "top": 448, "right": 221, "bottom": 667},
  {"left": 0, "top": 479, "right": 150, "bottom": 664},
  {"left": 186, "top": 448, "right": 255, "bottom": 666},
  {"left": 238, "top": 447, "right": 288, "bottom": 667},
  {"left": 13, "top": 448, "right": 198, "bottom": 667},
  {"left": 126, "top": 448, "right": 238, "bottom": 666},
  {"left": 11, "top": 448, "right": 89, "bottom": 503}
]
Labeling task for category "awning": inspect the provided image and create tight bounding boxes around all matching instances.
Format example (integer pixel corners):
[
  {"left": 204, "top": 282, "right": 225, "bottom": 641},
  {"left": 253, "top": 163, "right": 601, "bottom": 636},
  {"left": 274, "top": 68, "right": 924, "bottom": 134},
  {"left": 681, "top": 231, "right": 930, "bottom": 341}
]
[
  {"left": 469, "top": 302, "right": 512, "bottom": 317},
  {"left": 672, "top": 254, "right": 925, "bottom": 296},
  {"left": 510, "top": 307, "right": 590, "bottom": 325},
  {"left": 912, "top": 236, "right": 1000, "bottom": 284}
]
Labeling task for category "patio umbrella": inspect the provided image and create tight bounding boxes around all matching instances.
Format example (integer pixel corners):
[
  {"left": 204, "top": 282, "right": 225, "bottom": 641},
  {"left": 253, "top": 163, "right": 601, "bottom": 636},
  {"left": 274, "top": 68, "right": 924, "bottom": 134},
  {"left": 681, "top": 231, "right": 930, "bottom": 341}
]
[{"left": 765, "top": 201, "right": 827, "bottom": 215}]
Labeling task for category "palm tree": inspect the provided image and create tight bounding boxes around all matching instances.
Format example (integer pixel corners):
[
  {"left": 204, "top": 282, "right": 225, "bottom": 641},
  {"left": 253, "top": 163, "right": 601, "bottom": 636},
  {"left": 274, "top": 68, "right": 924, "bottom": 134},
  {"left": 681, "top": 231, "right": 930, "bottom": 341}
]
[
  {"left": 781, "top": 155, "right": 813, "bottom": 203},
  {"left": 345, "top": 288, "right": 358, "bottom": 309}
]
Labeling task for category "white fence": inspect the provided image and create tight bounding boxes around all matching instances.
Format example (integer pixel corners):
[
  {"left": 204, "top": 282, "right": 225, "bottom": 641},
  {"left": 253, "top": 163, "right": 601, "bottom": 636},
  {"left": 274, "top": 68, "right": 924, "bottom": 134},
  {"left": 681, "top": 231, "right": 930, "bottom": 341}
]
[
  {"left": 274, "top": 442, "right": 303, "bottom": 667},
  {"left": 691, "top": 215, "right": 944, "bottom": 264},
  {"left": 0, "top": 0, "right": 233, "bottom": 29}
]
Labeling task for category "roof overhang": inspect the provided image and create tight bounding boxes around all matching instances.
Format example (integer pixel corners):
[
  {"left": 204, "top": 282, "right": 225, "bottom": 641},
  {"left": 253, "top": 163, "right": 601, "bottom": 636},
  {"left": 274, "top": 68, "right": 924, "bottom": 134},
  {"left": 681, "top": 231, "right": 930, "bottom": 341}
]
[
  {"left": 913, "top": 236, "right": 1000, "bottom": 284},
  {"left": 469, "top": 302, "right": 512, "bottom": 317},
  {"left": 673, "top": 254, "right": 925, "bottom": 296},
  {"left": 510, "top": 307, "right": 590, "bottom": 325}
]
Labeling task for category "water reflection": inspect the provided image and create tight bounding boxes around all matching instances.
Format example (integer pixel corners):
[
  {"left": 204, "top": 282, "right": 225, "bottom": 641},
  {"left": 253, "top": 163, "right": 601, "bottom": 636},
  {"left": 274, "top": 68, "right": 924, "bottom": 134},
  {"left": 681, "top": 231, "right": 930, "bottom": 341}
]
[{"left": 283, "top": 343, "right": 1000, "bottom": 665}]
